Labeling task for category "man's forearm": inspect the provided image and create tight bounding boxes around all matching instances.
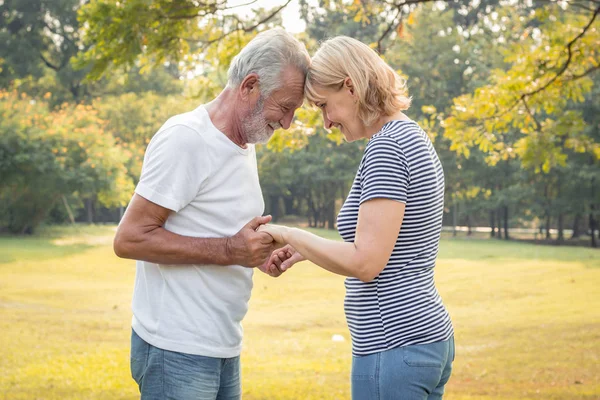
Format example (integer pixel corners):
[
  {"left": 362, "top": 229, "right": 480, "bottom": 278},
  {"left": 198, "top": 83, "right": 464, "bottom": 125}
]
[{"left": 114, "top": 225, "right": 235, "bottom": 266}]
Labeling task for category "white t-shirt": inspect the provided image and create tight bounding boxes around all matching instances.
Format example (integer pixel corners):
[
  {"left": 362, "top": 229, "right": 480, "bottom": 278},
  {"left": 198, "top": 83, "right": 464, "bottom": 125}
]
[{"left": 131, "top": 105, "right": 264, "bottom": 358}]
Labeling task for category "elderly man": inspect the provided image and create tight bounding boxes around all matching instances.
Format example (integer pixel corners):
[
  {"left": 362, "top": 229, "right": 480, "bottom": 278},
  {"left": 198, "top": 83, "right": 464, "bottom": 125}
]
[{"left": 113, "top": 29, "right": 310, "bottom": 399}]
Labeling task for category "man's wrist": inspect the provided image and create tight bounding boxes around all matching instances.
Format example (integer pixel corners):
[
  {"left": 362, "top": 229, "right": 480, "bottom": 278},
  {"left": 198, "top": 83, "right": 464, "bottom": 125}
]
[{"left": 224, "top": 236, "right": 236, "bottom": 265}]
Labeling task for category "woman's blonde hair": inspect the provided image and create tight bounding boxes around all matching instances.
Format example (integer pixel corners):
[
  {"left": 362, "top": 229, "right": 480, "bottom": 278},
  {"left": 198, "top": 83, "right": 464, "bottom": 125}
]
[{"left": 305, "top": 36, "right": 411, "bottom": 126}]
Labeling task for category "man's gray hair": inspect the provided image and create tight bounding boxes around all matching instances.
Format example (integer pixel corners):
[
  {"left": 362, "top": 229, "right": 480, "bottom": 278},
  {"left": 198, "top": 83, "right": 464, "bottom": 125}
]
[{"left": 227, "top": 28, "right": 310, "bottom": 96}]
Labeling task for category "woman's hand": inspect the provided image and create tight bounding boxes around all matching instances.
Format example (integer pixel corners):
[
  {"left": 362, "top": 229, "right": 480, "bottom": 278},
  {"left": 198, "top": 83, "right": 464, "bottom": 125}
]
[
  {"left": 258, "top": 244, "right": 306, "bottom": 277},
  {"left": 257, "top": 224, "right": 288, "bottom": 245}
]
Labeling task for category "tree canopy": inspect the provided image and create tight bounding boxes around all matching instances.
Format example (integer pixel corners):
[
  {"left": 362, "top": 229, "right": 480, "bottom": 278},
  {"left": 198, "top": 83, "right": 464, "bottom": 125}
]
[{"left": 0, "top": 0, "right": 598, "bottom": 245}]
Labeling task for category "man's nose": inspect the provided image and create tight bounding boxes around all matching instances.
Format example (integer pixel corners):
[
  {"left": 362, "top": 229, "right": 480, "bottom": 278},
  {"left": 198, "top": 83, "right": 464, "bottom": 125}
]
[{"left": 281, "top": 110, "right": 295, "bottom": 130}]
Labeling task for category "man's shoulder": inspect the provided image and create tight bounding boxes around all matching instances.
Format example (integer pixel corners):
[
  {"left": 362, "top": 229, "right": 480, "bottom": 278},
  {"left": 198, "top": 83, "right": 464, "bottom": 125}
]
[{"left": 160, "top": 106, "right": 211, "bottom": 137}]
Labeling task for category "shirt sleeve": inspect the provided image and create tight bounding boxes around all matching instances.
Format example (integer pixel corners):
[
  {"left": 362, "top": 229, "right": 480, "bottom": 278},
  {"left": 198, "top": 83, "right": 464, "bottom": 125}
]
[
  {"left": 359, "top": 135, "right": 409, "bottom": 205},
  {"left": 135, "top": 124, "right": 210, "bottom": 212}
]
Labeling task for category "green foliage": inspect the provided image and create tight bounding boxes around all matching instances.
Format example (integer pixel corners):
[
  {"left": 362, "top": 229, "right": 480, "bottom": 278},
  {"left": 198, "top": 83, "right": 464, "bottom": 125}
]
[
  {"left": 444, "top": 8, "right": 600, "bottom": 172},
  {"left": 0, "top": 0, "right": 597, "bottom": 238},
  {"left": 0, "top": 0, "right": 89, "bottom": 99},
  {"left": 0, "top": 91, "right": 133, "bottom": 233},
  {"left": 76, "top": 0, "right": 286, "bottom": 80}
]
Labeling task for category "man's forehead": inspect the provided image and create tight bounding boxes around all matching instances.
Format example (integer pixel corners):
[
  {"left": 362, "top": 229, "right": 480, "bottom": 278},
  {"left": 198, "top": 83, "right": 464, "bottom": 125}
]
[
  {"left": 271, "top": 85, "right": 304, "bottom": 106},
  {"left": 280, "top": 94, "right": 304, "bottom": 109}
]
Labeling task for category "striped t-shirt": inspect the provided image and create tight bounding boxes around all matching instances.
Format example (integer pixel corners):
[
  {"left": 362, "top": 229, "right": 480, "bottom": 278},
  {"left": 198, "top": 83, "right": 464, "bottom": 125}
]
[{"left": 337, "top": 120, "right": 453, "bottom": 356}]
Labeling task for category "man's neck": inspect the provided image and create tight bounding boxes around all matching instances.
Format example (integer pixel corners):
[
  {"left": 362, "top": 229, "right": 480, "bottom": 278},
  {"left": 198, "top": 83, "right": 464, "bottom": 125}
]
[{"left": 205, "top": 89, "right": 248, "bottom": 148}]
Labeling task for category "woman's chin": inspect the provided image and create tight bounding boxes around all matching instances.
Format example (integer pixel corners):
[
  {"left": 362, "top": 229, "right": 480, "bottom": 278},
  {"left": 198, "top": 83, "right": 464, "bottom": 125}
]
[{"left": 342, "top": 132, "right": 356, "bottom": 142}]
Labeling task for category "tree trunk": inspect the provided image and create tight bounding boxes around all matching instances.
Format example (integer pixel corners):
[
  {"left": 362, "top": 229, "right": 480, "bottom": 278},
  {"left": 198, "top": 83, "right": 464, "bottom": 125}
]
[
  {"left": 306, "top": 194, "right": 316, "bottom": 227},
  {"left": 61, "top": 195, "right": 75, "bottom": 225},
  {"left": 496, "top": 208, "right": 503, "bottom": 239},
  {"left": 452, "top": 201, "right": 458, "bottom": 237},
  {"left": 503, "top": 205, "right": 509, "bottom": 240},
  {"left": 466, "top": 214, "right": 472, "bottom": 236},
  {"left": 557, "top": 213, "right": 564, "bottom": 242},
  {"left": 85, "top": 198, "right": 95, "bottom": 223},
  {"left": 269, "top": 194, "right": 280, "bottom": 222},
  {"left": 591, "top": 175, "right": 597, "bottom": 248},
  {"left": 591, "top": 212, "right": 597, "bottom": 248},
  {"left": 490, "top": 211, "right": 496, "bottom": 238},
  {"left": 326, "top": 200, "right": 335, "bottom": 230},
  {"left": 545, "top": 213, "right": 551, "bottom": 240},
  {"left": 571, "top": 213, "right": 582, "bottom": 239},
  {"left": 283, "top": 196, "right": 296, "bottom": 215}
]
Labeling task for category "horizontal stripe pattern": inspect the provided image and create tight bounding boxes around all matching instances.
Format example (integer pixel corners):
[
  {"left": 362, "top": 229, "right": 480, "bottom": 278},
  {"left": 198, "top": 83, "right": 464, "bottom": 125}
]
[{"left": 337, "top": 120, "right": 453, "bottom": 356}]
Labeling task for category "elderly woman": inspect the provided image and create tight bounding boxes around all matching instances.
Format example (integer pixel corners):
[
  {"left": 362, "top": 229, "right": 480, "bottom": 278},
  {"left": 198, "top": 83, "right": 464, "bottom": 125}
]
[{"left": 260, "top": 36, "right": 454, "bottom": 399}]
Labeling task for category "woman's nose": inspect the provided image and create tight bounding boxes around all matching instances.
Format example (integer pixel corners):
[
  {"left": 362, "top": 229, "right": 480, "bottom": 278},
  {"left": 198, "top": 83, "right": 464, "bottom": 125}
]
[{"left": 323, "top": 111, "right": 333, "bottom": 129}]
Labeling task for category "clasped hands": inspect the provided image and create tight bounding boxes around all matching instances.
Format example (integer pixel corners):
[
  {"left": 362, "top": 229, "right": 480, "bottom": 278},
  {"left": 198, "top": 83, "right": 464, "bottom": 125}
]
[
  {"left": 258, "top": 224, "right": 304, "bottom": 277},
  {"left": 229, "top": 216, "right": 302, "bottom": 277}
]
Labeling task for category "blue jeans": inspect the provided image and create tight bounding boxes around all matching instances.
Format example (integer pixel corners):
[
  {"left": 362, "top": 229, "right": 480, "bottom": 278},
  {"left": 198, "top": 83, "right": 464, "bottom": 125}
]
[
  {"left": 130, "top": 329, "right": 241, "bottom": 400},
  {"left": 351, "top": 337, "right": 455, "bottom": 400}
]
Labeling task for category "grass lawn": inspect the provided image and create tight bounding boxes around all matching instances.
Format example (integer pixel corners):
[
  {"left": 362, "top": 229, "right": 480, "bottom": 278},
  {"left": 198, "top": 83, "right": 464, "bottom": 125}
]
[{"left": 0, "top": 225, "right": 598, "bottom": 399}]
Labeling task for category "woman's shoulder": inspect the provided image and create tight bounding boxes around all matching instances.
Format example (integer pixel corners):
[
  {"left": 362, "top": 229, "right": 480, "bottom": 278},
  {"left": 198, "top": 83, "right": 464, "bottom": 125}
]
[
  {"left": 377, "top": 119, "right": 421, "bottom": 138},
  {"left": 367, "top": 120, "right": 420, "bottom": 150}
]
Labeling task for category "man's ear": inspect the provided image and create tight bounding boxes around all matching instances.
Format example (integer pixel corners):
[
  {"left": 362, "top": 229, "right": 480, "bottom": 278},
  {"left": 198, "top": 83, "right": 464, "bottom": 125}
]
[
  {"left": 240, "top": 73, "right": 260, "bottom": 100},
  {"left": 344, "top": 77, "right": 354, "bottom": 96}
]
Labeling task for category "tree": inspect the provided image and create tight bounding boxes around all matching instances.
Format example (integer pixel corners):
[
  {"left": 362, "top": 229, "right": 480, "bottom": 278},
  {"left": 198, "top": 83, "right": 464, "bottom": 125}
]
[
  {"left": 0, "top": 91, "right": 134, "bottom": 233},
  {"left": 444, "top": 6, "right": 599, "bottom": 172},
  {"left": 77, "top": 0, "right": 291, "bottom": 80},
  {"left": 0, "top": 0, "right": 87, "bottom": 100}
]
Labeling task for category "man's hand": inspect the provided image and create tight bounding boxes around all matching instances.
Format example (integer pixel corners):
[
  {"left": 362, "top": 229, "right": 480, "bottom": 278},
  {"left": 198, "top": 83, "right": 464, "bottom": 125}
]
[
  {"left": 226, "top": 215, "right": 275, "bottom": 267},
  {"left": 259, "top": 244, "right": 305, "bottom": 277}
]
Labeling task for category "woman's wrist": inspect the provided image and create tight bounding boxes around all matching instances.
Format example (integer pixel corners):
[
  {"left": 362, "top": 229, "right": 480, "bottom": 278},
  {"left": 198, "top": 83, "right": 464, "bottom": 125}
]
[{"left": 282, "top": 226, "right": 298, "bottom": 244}]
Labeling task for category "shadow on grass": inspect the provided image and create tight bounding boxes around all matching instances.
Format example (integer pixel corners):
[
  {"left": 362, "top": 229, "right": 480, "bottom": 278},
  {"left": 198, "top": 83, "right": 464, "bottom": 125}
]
[
  {"left": 0, "top": 237, "right": 93, "bottom": 264},
  {"left": 0, "top": 224, "right": 117, "bottom": 264}
]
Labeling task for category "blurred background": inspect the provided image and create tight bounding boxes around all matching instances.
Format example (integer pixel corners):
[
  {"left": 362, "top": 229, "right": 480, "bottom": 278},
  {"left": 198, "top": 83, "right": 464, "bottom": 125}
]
[{"left": 0, "top": 0, "right": 599, "bottom": 399}]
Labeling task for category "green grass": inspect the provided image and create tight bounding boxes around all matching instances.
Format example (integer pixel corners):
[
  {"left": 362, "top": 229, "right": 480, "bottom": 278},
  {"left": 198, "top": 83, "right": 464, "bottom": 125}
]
[
  {"left": 0, "top": 224, "right": 116, "bottom": 263},
  {"left": 0, "top": 225, "right": 598, "bottom": 399}
]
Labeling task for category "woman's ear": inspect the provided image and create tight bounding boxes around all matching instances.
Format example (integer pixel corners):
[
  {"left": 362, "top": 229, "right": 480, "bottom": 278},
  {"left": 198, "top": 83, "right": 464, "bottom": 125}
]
[{"left": 344, "top": 77, "right": 354, "bottom": 95}]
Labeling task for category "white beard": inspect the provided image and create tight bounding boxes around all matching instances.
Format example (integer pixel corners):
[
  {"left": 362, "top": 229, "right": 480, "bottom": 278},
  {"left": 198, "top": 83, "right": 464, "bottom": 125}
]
[{"left": 244, "top": 97, "right": 281, "bottom": 144}]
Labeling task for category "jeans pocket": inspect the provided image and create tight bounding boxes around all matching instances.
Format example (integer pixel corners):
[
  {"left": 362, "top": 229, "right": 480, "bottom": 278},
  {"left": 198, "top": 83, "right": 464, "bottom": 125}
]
[
  {"left": 402, "top": 342, "right": 444, "bottom": 368},
  {"left": 130, "top": 329, "right": 149, "bottom": 385},
  {"left": 351, "top": 353, "right": 379, "bottom": 400}
]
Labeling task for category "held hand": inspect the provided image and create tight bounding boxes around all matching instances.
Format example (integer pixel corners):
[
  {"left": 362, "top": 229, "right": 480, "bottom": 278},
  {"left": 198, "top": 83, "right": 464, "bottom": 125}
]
[
  {"left": 227, "top": 215, "right": 274, "bottom": 267},
  {"left": 256, "top": 224, "right": 288, "bottom": 245},
  {"left": 259, "top": 244, "right": 305, "bottom": 277}
]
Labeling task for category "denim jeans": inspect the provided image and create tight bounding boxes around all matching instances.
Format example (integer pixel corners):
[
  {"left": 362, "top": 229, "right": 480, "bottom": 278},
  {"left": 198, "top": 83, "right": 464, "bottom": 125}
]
[
  {"left": 130, "top": 329, "right": 241, "bottom": 400},
  {"left": 351, "top": 337, "right": 455, "bottom": 400}
]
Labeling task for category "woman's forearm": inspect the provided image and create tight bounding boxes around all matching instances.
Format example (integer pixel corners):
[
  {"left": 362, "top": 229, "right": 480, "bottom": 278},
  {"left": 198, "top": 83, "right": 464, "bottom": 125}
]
[{"left": 283, "top": 227, "right": 374, "bottom": 282}]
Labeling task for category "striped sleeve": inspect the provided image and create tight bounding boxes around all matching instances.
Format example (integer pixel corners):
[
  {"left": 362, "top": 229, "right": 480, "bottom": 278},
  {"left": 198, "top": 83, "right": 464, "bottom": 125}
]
[{"left": 359, "top": 136, "right": 409, "bottom": 205}]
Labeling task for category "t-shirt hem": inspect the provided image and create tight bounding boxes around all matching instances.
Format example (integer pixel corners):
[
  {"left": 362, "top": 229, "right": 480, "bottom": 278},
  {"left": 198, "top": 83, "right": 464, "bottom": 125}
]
[
  {"left": 359, "top": 194, "right": 407, "bottom": 205},
  {"left": 132, "top": 319, "right": 242, "bottom": 359}
]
